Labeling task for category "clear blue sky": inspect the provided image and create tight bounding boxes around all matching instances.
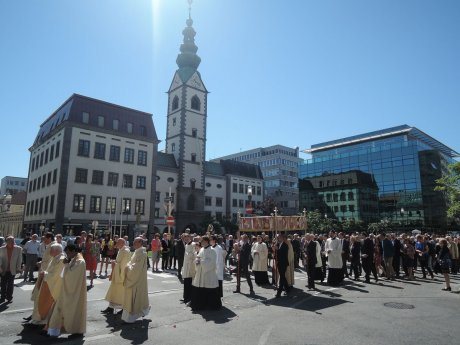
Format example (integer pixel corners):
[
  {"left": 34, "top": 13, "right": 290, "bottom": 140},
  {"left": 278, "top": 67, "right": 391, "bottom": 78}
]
[{"left": 1, "top": 0, "right": 459, "bottom": 179}]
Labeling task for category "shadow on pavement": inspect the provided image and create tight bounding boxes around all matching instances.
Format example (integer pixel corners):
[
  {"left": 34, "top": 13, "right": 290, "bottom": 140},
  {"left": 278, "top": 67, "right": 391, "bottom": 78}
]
[
  {"left": 193, "top": 306, "right": 237, "bottom": 324},
  {"left": 120, "top": 319, "right": 151, "bottom": 345},
  {"left": 15, "top": 324, "right": 85, "bottom": 345}
]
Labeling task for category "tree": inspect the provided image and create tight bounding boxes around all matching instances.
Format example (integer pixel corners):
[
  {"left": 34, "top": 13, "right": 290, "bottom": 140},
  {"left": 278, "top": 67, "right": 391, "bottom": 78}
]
[{"left": 435, "top": 162, "right": 460, "bottom": 222}]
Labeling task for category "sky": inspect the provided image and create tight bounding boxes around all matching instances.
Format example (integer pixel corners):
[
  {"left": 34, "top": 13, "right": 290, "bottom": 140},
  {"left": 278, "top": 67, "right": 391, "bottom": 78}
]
[{"left": 0, "top": 0, "right": 459, "bottom": 180}]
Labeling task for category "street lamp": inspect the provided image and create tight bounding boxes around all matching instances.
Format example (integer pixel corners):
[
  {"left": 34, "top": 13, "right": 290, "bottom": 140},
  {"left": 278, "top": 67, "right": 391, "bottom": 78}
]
[{"left": 39, "top": 223, "right": 45, "bottom": 237}]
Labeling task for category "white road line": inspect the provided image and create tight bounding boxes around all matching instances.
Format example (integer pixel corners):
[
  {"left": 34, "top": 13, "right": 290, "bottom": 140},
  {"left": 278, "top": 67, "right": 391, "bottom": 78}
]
[{"left": 258, "top": 324, "right": 274, "bottom": 345}]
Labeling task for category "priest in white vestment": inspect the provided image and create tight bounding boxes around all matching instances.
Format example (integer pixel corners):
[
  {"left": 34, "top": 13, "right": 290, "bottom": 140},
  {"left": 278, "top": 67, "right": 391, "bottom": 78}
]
[
  {"left": 121, "top": 238, "right": 150, "bottom": 323},
  {"left": 181, "top": 234, "right": 196, "bottom": 304},
  {"left": 210, "top": 235, "right": 224, "bottom": 297},
  {"left": 103, "top": 238, "right": 131, "bottom": 314},
  {"left": 325, "top": 230, "right": 343, "bottom": 286},
  {"left": 31, "top": 243, "right": 65, "bottom": 325},
  {"left": 190, "top": 236, "right": 221, "bottom": 311},
  {"left": 47, "top": 244, "right": 87, "bottom": 337},
  {"left": 251, "top": 235, "right": 269, "bottom": 285}
]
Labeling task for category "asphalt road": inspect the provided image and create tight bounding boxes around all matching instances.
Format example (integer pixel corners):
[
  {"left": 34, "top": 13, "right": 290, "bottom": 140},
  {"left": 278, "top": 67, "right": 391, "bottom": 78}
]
[{"left": 0, "top": 266, "right": 459, "bottom": 345}]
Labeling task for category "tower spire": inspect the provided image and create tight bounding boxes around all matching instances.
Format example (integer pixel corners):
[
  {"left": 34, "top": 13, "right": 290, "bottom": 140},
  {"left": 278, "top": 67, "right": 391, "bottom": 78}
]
[{"left": 176, "top": 0, "right": 201, "bottom": 82}]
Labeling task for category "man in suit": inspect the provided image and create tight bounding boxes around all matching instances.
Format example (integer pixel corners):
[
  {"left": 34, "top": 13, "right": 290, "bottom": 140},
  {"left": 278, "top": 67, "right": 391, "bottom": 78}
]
[
  {"left": 233, "top": 234, "right": 254, "bottom": 294},
  {"left": 275, "top": 233, "right": 289, "bottom": 298},
  {"left": 291, "top": 234, "right": 301, "bottom": 269},
  {"left": 176, "top": 233, "right": 186, "bottom": 280},
  {"left": 0, "top": 236, "right": 23, "bottom": 303},
  {"left": 391, "top": 234, "right": 402, "bottom": 278},
  {"left": 361, "top": 233, "right": 378, "bottom": 283},
  {"left": 161, "top": 233, "right": 170, "bottom": 271},
  {"left": 339, "top": 233, "right": 350, "bottom": 279},
  {"left": 305, "top": 234, "right": 317, "bottom": 290}
]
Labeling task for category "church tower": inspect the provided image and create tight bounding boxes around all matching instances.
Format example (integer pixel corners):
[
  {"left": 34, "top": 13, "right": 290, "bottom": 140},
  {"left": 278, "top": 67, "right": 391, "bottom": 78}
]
[{"left": 165, "top": 2, "right": 208, "bottom": 231}]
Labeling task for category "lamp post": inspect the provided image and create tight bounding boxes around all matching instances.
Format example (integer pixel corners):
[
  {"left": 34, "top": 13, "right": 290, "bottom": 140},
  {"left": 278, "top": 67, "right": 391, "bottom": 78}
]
[
  {"left": 125, "top": 205, "right": 130, "bottom": 237},
  {"left": 302, "top": 208, "right": 307, "bottom": 236},
  {"left": 39, "top": 223, "right": 45, "bottom": 237},
  {"left": 164, "top": 186, "right": 175, "bottom": 235}
]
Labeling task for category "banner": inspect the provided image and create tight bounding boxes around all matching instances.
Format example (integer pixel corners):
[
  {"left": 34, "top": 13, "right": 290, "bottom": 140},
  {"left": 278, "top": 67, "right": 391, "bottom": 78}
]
[{"left": 239, "top": 216, "right": 307, "bottom": 232}]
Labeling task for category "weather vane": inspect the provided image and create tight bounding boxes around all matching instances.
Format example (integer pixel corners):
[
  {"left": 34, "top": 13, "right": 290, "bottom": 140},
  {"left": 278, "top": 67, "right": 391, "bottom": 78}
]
[{"left": 188, "top": 0, "right": 193, "bottom": 17}]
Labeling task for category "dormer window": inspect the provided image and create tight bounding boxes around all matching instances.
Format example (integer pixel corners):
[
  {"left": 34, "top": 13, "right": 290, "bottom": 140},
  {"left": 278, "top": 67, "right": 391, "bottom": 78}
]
[
  {"left": 191, "top": 95, "right": 201, "bottom": 111},
  {"left": 82, "top": 112, "right": 89, "bottom": 124},
  {"left": 172, "top": 95, "right": 179, "bottom": 111}
]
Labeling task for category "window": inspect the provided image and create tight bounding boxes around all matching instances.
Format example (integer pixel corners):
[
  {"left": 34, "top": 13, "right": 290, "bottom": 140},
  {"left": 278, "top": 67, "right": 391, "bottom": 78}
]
[
  {"left": 340, "top": 205, "right": 347, "bottom": 213},
  {"left": 106, "top": 197, "right": 116, "bottom": 214},
  {"left": 123, "top": 174, "right": 133, "bottom": 188},
  {"left": 39, "top": 198, "right": 43, "bottom": 215},
  {"left": 124, "top": 148, "right": 134, "bottom": 163},
  {"left": 190, "top": 179, "right": 196, "bottom": 189},
  {"left": 326, "top": 194, "right": 332, "bottom": 202},
  {"left": 33, "top": 179, "right": 36, "bottom": 191},
  {"left": 172, "top": 118, "right": 177, "bottom": 126},
  {"left": 44, "top": 196, "right": 49, "bottom": 214},
  {"left": 154, "top": 208, "right": 160, "bottom": 218},
  {"left": 239, "top": 184, "right": 244, "bottom": 194},
  {"left": 107, "top": 172, "right": 118, "bottom": 186},
  {"left": 187, "top": 195, "right": 195, "bottom": 210},
  {"left": 50, "top": 195, "right": 55, "bottom": 213},
  {"left": 349, "top": 205, "right": 355, "bottom": 212},
  {"left": 232, "top": 199, "right": 238, "bottom": 207},
  {"left": 334, "top": 206, "right": 339, "bottom": 212},
  {"left": 82, "top": 112, "right": 89, "bottom": 124},
  {"left": 340, "top": 192, "right": 346, "bottom": 201},
  {"left": 40, "top": 152, "right": 44, "bottom": 166},
  {"left": 257, "top": 186, "right": 262, "bottom": 196},
  {"left": 28, "top": 181, "right": 32, "bottom": 193},
  {"left": 113, "top": 119, "right": 119, "bottom": 130},
  {"left": 171, "top": 143, "right": 176, "bottom": 152},
  {"left": 217, "top": 184, "right": 222, "bottom": 189},
  {"left": 34, "top": 199, "right": 39, "bottom": 215},
  {"left": 73, "top": 194, "right": 85, "bottom": 212},
  {"left": 122, "top": 198, "right": 131, "bottom": 214},
  {"left": 41, "top": 174, "right": 46, "bottom": 188},
  {"left": 75, "top": 168, "right": 88, "bottom": 183},
  {"left": 53, "top": 169, "right": 58, "bottom": 184},
  {"left": 172, "top": 95, "right": 179, "bottom": 110},
  {"left": 155, "top": 192, "right": 160, "bottom": 202},
  {"left": 37, "top": 176, "right": 41, "bottom": 190},
  {"left": 191, "top": 95, "right": 201, "bottom": 111},
  {"left": 136, "top": 176, "right": 146, "bottom": 189},
  {"left": 35, "top": 157, "right": 39, "bottom": 170},
  {"left": 26, "top": 201, "right": 30, "bottom": 216},
  {"left": 90, "top": 196, "right": 102, "bottom": 213},
  {"left": 109, "top": 145, "right": 120, "bottom": 161},
  {"left": 169, "top": 193, "right": 175, "bottom": 203},
  {"left": 191, "top": 153, "right": 196, "bottom": 162},
  {"left": 348, "top": 192, "right": 354, "bottom": 201},
  {"left": 192, "top": 128, "right": 197, "bottom": 138},
  {"left": 205, "top": 197, "right": 212, "bottom": 206},
  {"left": 135, "top": 199, "right": 145, "bottom": 215},
  {"left": 239, "top": 200, "right": 244, "bottom": 208},
  {"left": 97, "top": 115, "right": 105, "bottom": 127},
  {"left": 167, "top": 177, "right": 174, "bottom": 183},
  {"left": 31, "top": 158, "right": 35, "bottom": 172},
  {"left": 92, "top": 170, "right": 104, "bottom": 185},
  {"left": 55, "top": 141, "right": 60, "bottom": 158},
  {"left": 50, "top": 145, "right": 54, "bottom": 161},
  {"left": 140, "top": 125, "right": 147, "bottom": 136},
  {"left": 216, "top": 198, "right": 223, "bottom": 207},
  {"left": 45, "top": 149, "right": 49, "bottom": 164},
  {"left": 78, "top": 139, "right": 90, "bottom": 157},
  {"left": 138, "top": 150, "right": 147, "bottom": 166},
  {"left": 94, "top": 142, "right": 106, "bottom": 159},
  {"left": 232, "top": 183, "right": 238, "bottom": 193},
  {"left": 127, "top": 122, "right": 133, "bottom": 134},
  {"left": 333, "top": 194, "right": 338, "bottom": 202}
]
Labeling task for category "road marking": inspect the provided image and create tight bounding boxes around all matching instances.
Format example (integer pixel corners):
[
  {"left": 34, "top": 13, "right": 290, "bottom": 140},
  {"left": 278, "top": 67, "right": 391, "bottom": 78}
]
[{"left": 258, "top": 324, "right": 274, "bottom": 345}]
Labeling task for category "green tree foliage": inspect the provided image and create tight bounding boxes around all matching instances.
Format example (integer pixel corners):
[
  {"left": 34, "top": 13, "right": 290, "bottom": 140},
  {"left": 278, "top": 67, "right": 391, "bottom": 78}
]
[{"left": 435, "top": 162, "right": 460, "bottom": 221}]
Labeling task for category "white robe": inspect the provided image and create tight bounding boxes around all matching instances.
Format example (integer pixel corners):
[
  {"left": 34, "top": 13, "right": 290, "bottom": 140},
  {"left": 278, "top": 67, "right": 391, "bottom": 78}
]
[
  {"left": 325, "top": 237, "right": 343, "bottom": 269},
  {"left": 211, "top": 244, "right": 224, "bottom": 281},
  {"left": 314, "top": 241, "right": 322, "bottom": 268},
  {"left": 182, "top": 242, "right": 196, "bottom": 279},
  {"left": 105, "top": 246, "right": 131, "bottom": 309},
  {"left": 251, "top": 242, "right": 268, "bottom": 272},
  {"left": 193, "top": 246, "right": 218, "bottom": 289}
]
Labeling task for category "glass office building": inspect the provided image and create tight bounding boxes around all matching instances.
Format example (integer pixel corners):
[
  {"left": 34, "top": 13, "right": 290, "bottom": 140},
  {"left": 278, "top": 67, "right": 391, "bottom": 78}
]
[{"left": 299, "top": 125, "right": 458, "bottom": 229}]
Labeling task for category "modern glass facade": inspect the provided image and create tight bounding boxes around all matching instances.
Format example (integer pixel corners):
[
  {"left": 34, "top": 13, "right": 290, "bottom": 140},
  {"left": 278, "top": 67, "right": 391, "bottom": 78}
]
[{"left": 299, "top": 125, "right": 458, "bottom": 229}]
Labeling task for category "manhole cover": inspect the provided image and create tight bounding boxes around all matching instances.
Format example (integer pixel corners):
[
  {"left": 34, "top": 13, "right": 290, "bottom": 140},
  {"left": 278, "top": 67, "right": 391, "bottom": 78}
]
[{"left": 383, "top": 302, "right": 415, "bottom": 310}]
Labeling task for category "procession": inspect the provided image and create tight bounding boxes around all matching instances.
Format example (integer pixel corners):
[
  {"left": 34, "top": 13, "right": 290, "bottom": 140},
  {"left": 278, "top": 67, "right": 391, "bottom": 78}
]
[{"left": 1, "top": 224, "right": 459, "bottom": 341}]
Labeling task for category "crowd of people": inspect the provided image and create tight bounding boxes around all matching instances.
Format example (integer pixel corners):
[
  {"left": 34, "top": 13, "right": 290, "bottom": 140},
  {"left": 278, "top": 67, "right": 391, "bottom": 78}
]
[{"left": 0, "top": 227, "right": 458, "bottom": 339}]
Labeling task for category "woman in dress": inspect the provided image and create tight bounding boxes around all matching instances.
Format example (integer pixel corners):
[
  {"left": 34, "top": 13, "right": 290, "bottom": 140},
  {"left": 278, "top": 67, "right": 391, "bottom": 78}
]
[
  {"left": 374, "top": 235, "right": 384, "bottom": 277},
  {"left": 437, "top": 238, "right": 452, "bottom": 291},
  {"left": 403, "top": 238, "right": 415, "bottom": 280},
  {"left": 251, "top": 235, "right": 269, "bottom": 285},
  {"left": 99, "top": 234, "right": 114, "bottom": 277},
  {"left": 84, "top": 234, "right": 99, "bottom": 287}
]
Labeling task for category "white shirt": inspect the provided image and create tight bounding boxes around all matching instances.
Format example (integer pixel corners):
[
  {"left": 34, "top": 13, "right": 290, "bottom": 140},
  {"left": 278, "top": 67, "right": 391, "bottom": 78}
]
[{"left": 211, "top": 244, "right": 224, "bottom": 281}]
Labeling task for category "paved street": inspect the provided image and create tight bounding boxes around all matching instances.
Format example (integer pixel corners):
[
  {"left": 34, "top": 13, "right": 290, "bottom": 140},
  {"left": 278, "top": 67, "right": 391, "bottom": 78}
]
[{"left": 0, "top": 268, "right": 459, "bottom": 345}]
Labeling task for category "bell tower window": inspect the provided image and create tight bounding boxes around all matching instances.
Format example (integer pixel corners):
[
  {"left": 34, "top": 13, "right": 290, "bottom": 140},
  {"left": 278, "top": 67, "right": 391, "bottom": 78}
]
[
  {"left": 191, "top": 95, "right": 201, "bottom": 111},
  {"left": 171, "top": 143, "right": 176, "bottom": 152},
  {"left": 172, "top": 95, "right": 179, "bottom": 111},
  {"left": 191, "top": 153, "right": 196, "bottom": 162},
  {"left": 192, "top": 128, "right": 197, "bottom": 138},
  {"left": 190, "top": 178, "right": 196, "bottom": 189}
]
